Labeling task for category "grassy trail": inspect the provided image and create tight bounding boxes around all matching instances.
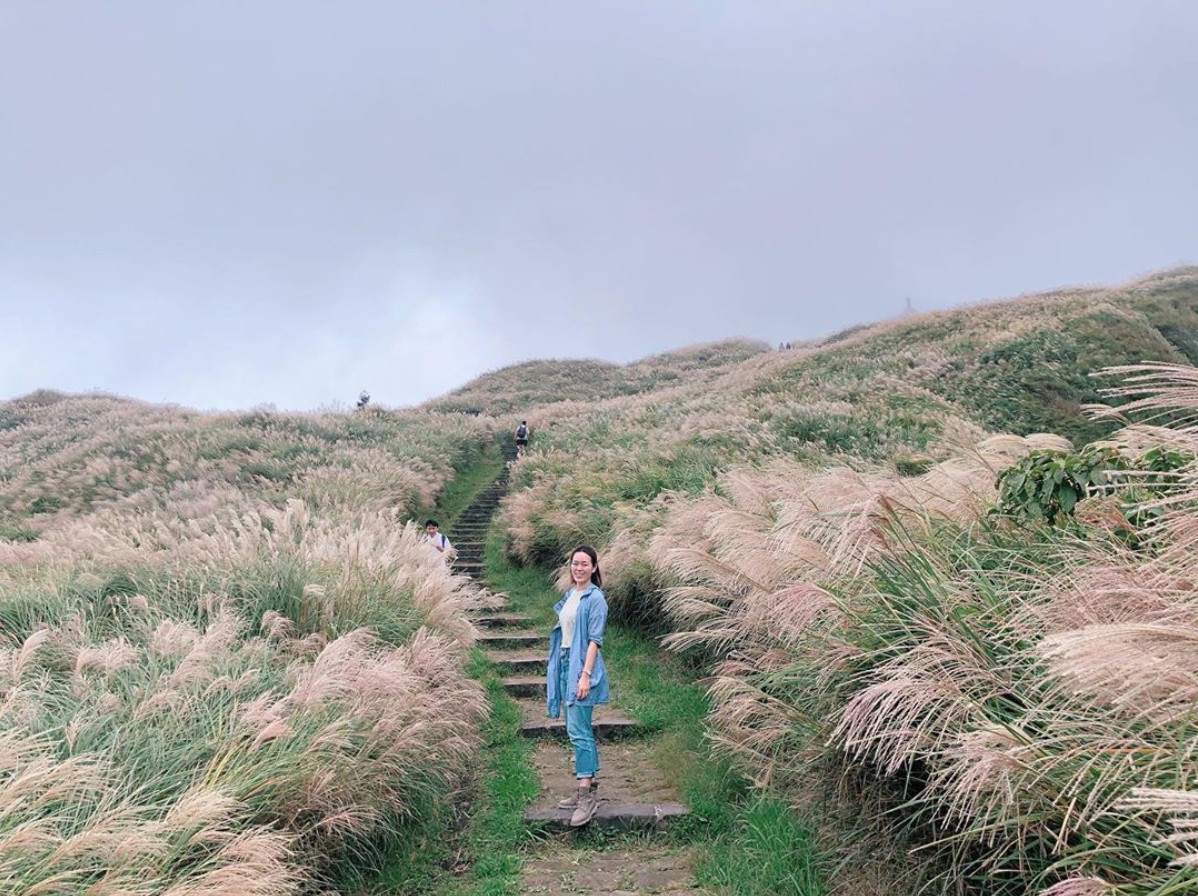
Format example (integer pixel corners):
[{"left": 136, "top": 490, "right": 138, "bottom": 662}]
[
  {"left": 359, "top": 440, "right": 826, "bottom": 895},
  {"left": 429, "top": 532, "right": 826, "bottom": 895}
]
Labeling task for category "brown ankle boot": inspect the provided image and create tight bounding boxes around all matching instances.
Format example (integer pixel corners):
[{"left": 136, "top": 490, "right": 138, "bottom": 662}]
[
  {"left": 557, "top": 780, "right": 597, "bottom": 810},
  {"left": 569, "top": 785, "right": 600, "bottom": 826}
]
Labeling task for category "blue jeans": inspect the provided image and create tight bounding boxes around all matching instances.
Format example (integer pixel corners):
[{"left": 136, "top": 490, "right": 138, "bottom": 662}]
[{"left": 558, "top": 652, "right": 599, "bottom": 779}]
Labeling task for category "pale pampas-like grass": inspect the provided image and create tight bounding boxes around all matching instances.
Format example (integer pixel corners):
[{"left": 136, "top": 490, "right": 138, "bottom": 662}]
[{"left": 0, "top": 394, "right": 497, "bottom": 891}]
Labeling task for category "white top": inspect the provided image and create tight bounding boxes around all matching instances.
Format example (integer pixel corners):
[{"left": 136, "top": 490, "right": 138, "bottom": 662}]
[
  {"left": 425, "top": 533, "right": 453, "bottom": 568},
  {"left": 558, "top": 587, "right": 583, "bottom": 651}
]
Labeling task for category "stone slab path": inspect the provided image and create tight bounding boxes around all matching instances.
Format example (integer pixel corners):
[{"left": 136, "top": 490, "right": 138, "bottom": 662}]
[
  {"left": 521, "top": 846, "right": 705, "bottom": 895},
  {"left": 455, "top": 443, "right": 710, "bottom": 895}
]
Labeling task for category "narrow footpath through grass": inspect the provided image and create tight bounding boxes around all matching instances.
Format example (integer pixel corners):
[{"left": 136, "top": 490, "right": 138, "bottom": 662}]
[
  {"left": 416, "top": 441, "right": 506, "bottom": 531},
  {"left": 429, "top": 530, "right": 826, "bottom": 896},
  {"left": 359, "top": 438, "right": 826, "bottom": 895}
]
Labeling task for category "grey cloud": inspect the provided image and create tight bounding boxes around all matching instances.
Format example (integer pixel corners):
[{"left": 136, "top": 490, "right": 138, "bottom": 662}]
[{"left": 2, "top": 1, "right": 1196, "bottom": 408}]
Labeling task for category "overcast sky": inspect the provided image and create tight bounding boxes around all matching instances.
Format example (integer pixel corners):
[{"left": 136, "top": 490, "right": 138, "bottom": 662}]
[{"left": 2, "top": 2, "right": 1196, "bottom": 411}]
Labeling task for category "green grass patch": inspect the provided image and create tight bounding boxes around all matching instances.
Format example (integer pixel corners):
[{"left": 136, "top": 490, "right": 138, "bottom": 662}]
[
  {"left": 696, "top": 796, "right": 824, "bottom": 896},
  {"left": 429, "top": 657, "right": 541, "bottom": 896},
  {"left": 600, "top": 624, "right": 824, "bottom": 894},
  {"left": 420, "top": 441, "right": 506, "bottom": 531},
  {"left": 0, "top": 518, "right": 38, "bottom": 541}
]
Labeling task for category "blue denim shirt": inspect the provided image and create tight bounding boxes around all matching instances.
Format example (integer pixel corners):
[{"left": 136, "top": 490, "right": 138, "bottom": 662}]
[{"left": 546, "top": 583, "right": 610, "bottom": 718}]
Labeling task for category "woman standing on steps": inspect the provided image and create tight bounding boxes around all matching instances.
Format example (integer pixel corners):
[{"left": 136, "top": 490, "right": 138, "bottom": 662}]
[{"left": 546, "top": 544, "right": 609, "bottom": 827}]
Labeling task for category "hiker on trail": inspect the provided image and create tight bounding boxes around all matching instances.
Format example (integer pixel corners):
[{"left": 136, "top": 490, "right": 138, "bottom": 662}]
[
  {"left": 546, "top": 544, "right": 609, "bottom": 827},
  {"left": 514, "top": 420, "right": 530, "bottom": 458},
  {"left": 424, "top": 519, "right": 454, "bottom": 569}
]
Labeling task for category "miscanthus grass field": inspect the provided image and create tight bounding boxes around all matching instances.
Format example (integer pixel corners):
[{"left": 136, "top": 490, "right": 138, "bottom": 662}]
[
  {"left": 481, "top": 268, "right": 1198, "bottom": 895},
  {"left": 3, "top": 266, "right": 1198, "bottom": 895},
  {"left": 0, "top": 397, "right": 502, "bottom": 894}
]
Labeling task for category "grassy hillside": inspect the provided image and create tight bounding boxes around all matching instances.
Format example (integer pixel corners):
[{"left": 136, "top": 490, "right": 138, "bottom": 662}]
[
  {"left": 425, "top": 338, "right": 770, "bottom": 415},
  {"left": 776, "top": 266, "right": 1198, "bottom": 445},
  {"left": 4, "top": 266, "right": 1197, "bottom": 896},
  {"left": 0, "top": 394, "right": 499, "bottom": 893},
  {"left": 496, "top": 268, "right": 1198, "bottom": 577},
  {"left": 488, "top": 267, "right": 1198, "bottom": 896}
]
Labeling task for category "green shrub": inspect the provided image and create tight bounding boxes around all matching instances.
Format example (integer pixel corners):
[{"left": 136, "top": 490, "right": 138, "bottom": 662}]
[
  {"left": 994, "top": 447, "right": 1121, "bottom": 526},
  {"left": 995, "top": 445, "right": 1193, "bottom": 529}
]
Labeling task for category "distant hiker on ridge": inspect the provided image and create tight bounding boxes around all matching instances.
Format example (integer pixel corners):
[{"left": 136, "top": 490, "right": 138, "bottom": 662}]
[
  {"left": 424, "top": 519, "right": 454, "bottom": 569},
  {"left": 515, "top": 420, "right": 530, "bottom": 458}
]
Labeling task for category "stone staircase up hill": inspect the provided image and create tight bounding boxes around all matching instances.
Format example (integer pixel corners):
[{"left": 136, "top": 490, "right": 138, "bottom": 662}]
[{"left": 451, "top": 442, "right": 692, "bottom": 850}]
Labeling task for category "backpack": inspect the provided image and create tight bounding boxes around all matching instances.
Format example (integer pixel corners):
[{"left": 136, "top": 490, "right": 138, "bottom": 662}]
[{"left": 516, "top": 425, "right": 528, "bottom": 438}]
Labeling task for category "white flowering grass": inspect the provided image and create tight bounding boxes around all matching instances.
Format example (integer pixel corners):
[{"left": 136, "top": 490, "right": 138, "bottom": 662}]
[
  {"left": 0, "top": 395, "right": 497, "bottom": 891},
  {"left": 642, "top": 385, "right": 1198, "bottom": 894},
  {"left": 484, "top": 268, "right": 1198, "bottom": 895}
]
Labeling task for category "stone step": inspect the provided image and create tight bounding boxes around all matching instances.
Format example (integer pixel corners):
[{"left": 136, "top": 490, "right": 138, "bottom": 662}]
[
  {"left": 520, "top": 716, "right": 642, "bottom": 740},
  {"left": 523, "top": 802, "right": 689, "bottom": 832},
  {"left": 523, "top": 740, "right": 685, "bottom": 834},
  {"left": 471, "top": 612, "right": 534, "bottom": 628},
  {"left": 476, "top": 630, "right": 545, "bottom": 649},
  {"left": 501, "top": 675, "right": 545, "bottom": 698},
  {"left": 483, "top": 650, "right": 546, "bottom": 674}
]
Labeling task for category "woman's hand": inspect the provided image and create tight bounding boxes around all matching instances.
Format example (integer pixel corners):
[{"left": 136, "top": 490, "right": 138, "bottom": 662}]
[{"left": 576, "top": 672, "right": 591, "bottom": 700}]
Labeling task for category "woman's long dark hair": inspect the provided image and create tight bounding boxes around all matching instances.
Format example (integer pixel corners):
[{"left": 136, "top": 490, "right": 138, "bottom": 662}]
[{"left": 570, "top": 544, "right": 601, "bottom": 587}]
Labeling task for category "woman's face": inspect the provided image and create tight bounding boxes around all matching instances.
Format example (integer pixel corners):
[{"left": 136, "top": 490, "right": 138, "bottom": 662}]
[{"left": 570, "top": 551, "right": 595, "bottom": 587}]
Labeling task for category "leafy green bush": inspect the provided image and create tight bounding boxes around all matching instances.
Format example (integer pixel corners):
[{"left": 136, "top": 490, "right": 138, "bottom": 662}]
[
  {"left": 996, "top": 445, "right": 1193, "bottom": 528},
  {"left": 995, "top": 447, "right": 1120, "bottom": 525}
]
